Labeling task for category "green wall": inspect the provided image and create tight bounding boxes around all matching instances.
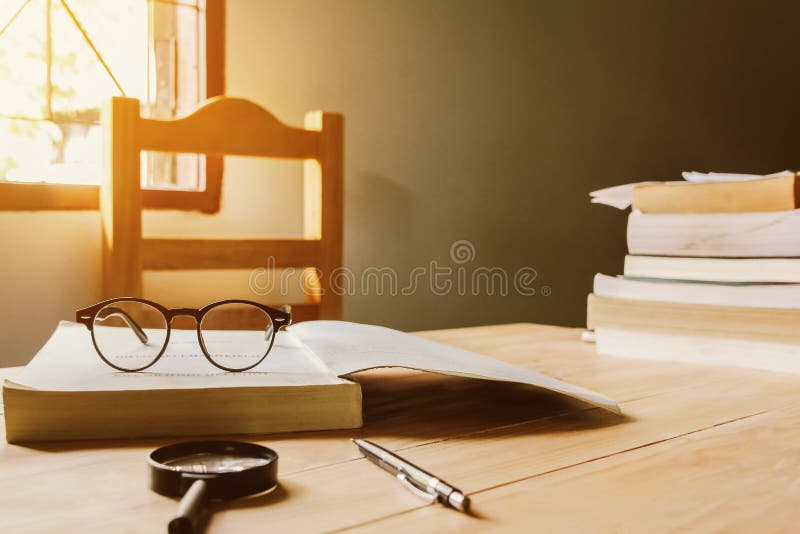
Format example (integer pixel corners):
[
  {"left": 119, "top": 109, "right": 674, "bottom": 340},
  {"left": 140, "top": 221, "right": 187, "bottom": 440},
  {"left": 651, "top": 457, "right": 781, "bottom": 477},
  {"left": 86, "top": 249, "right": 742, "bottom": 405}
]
[{"left": 230, "top": 0, "right": 800, "bottom": 331}]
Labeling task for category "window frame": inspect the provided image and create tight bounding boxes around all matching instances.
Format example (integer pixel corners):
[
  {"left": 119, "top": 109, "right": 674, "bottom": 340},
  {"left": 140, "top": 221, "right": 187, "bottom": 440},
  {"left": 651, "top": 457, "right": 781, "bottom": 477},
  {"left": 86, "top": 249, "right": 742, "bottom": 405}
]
[{"left": 0, "top": 0, "right": 225, "bottom": 214}]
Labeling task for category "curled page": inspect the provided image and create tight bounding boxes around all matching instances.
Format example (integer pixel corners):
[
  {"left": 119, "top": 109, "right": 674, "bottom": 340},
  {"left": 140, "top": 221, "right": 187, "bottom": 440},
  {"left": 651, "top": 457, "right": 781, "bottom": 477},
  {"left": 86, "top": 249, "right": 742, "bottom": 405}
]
[
  {"left": 589, "top": 181, "right": 661, "bottom": 210},
  {"left": 290, "top": 320, "right": 621, "bottom": 414}
]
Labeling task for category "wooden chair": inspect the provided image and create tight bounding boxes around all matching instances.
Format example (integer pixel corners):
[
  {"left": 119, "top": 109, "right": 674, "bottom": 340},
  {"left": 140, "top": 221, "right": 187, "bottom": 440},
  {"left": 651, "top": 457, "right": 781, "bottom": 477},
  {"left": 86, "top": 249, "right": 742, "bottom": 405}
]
[{"left": 101, "top": 96, "right": 343, "bottom": 322}]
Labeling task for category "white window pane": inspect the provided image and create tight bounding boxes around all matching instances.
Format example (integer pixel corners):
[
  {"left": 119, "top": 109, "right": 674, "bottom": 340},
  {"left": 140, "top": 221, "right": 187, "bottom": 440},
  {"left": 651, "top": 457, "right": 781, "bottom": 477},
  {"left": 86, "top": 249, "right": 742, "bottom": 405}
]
[
  {"left": 0, "top": 0, "right": 206, "bottom": 188},
  {"left": 0, "top": 118, "right": 100, "bottom": 185},
  {"left": 55, "top": 0, "right": 148, "bottom": 102},
  {"left": 49, "top": 1, "right": 118, "bottom": 118},
  {"left": 142, "top": 151, "right": 203, "bottom": 190},
  {"left": 0, "top": 0, "right": 48, "bottom": 119}
]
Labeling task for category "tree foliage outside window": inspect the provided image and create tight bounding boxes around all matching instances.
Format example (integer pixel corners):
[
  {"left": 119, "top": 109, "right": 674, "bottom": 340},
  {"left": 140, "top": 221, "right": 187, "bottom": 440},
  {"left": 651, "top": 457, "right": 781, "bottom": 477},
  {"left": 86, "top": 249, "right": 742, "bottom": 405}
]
[{"left": 0, "top": 0, "right": 206, "bottom": 189}]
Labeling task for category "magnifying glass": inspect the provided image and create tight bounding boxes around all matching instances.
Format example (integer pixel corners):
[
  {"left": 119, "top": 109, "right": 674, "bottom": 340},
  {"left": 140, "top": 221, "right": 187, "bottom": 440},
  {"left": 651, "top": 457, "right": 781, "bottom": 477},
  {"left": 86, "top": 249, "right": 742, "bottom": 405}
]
[{"left": 149, "top": 441, "right": 279, "bottom": 534}]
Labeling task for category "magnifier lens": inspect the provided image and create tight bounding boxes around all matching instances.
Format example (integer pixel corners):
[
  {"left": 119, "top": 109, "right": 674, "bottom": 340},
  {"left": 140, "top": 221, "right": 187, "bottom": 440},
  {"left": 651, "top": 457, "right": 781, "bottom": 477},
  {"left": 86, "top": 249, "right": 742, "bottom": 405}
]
[
  {"left": 163, "top": 453, "right": 273, "bottom": 474},
  {"left": 149, "top": 441, "right": 279, "bottom": 534}
]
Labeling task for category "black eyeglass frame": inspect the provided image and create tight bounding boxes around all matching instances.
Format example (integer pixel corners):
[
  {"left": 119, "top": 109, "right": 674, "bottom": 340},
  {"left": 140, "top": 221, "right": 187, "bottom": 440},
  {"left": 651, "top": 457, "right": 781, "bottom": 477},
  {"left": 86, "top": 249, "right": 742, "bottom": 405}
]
[{"left": 76, "top": 297, "right": 292, "bottom": 373}]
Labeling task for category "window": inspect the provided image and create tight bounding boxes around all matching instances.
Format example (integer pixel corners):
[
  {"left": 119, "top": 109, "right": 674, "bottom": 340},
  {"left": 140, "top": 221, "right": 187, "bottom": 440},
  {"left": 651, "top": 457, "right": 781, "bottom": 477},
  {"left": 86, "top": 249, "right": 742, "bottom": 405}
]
[{"left": 0, "top": 0, "right": 224, "bottom": 211}]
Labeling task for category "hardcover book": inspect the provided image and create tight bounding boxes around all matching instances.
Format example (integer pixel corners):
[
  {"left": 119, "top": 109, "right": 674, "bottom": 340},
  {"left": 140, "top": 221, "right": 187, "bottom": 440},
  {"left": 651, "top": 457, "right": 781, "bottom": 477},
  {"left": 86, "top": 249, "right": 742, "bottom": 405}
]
[{"left": 631, "top": 174, "right": 800, "bottom": 213}]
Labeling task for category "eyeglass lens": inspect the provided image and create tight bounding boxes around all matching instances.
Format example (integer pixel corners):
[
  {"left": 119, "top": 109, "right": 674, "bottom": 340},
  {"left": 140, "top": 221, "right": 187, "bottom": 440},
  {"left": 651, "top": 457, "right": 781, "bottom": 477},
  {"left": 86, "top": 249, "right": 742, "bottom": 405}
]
[
  {"left": 199, "top": 303, "right": 275, "bottom": 370},
  {"left": 93, "top": 300, "right": 168, "bottom": 371}
]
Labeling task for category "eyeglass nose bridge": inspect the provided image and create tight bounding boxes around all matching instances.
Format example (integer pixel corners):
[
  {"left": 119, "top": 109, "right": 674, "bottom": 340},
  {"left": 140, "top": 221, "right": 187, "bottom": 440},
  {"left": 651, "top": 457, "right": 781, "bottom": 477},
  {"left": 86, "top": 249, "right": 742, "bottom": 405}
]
[{"left": 165, "top": 308, "right": 203, "bottom": 324}]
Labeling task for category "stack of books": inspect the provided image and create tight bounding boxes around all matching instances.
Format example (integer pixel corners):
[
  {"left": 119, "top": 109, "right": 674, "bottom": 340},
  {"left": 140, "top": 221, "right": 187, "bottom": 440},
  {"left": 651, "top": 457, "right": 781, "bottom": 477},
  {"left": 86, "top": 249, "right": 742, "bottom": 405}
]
[{"left": 587, "top": 171, "right": 800, "bottom": 373}]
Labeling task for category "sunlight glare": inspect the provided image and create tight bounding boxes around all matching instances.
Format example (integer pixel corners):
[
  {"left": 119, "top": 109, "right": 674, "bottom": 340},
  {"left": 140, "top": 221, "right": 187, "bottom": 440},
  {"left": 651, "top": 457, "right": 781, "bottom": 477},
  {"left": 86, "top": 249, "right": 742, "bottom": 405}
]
[{"left": 0, "top": 0, "right": 147, "bottom": 184}]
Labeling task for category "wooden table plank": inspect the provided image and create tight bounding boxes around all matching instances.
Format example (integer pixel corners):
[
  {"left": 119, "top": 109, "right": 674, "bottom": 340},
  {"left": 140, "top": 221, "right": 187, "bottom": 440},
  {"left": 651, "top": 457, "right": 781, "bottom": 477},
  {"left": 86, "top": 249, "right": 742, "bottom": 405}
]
[
  {"left": 200, "top": 371, "right": 800, "bottom": 532},
  {"left": 2, "top": 323, "right": 798, "bottom": 533},
  {"left": 351, "top": 405, "right": 800, "bottom": 533}
]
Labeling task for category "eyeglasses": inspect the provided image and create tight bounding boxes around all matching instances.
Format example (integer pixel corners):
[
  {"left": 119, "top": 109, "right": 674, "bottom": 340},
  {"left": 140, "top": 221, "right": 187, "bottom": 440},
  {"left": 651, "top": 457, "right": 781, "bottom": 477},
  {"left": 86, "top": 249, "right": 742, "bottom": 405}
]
[{"left": 76, "top": 298, "right": 292, "bottom": 372}]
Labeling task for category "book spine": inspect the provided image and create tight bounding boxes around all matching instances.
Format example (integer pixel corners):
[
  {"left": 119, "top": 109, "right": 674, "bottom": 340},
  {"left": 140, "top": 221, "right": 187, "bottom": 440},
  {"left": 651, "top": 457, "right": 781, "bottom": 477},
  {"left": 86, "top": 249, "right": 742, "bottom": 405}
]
[
  {"left": 626, "top": 211, "right": 800, "bottom": 257},
  {"left": 595, "top": 328, "right": 800, "bottom": 374},
  {"left": 587, "top": 294, "right": 800, "bottom": 344},
  {"left": 631, "top": 176, "right": 796, "bottom": 214}
]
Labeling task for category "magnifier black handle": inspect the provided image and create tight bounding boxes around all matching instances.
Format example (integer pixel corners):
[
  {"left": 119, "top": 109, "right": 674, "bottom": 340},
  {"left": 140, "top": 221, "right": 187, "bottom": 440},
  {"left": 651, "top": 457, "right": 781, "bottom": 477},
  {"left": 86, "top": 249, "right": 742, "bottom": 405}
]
[{"left": 169, "top": 479, "right": 209, "bottom": 534}]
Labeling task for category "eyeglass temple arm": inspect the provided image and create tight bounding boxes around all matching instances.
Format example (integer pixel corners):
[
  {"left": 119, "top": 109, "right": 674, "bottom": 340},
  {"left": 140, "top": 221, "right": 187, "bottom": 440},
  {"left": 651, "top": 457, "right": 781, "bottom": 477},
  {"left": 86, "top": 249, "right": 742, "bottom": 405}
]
[{"left": 95, "top": 307, "right": 149, "bottom": 344}]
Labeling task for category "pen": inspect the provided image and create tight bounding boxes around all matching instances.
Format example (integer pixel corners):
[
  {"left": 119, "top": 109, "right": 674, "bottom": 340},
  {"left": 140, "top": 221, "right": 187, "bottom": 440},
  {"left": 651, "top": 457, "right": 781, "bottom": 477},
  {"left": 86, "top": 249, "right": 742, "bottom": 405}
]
[{"left": 351, "top": 438, "right": 470, "bottom": 512}]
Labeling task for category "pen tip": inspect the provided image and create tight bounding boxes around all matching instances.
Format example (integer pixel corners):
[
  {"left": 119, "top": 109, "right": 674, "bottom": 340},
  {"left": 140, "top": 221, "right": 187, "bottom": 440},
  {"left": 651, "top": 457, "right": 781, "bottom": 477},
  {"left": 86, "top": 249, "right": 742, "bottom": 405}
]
[{"left": 449, "top": 492, "right": 470, "bottom": 512}]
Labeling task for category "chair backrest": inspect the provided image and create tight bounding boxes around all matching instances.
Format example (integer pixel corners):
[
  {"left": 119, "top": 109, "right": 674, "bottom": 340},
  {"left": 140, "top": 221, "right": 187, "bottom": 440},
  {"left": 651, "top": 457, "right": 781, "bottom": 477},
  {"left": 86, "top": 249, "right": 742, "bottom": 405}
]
[{"left": 101, "top": 96, "right": 343, "bottom": 322}]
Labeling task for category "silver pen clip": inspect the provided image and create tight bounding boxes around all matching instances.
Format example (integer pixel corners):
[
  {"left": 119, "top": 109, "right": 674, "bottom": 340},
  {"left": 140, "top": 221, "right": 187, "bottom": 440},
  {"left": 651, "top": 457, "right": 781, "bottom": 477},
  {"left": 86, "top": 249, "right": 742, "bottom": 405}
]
[{"left": 396, "top": 472, "right": 436, "bottom": 503}]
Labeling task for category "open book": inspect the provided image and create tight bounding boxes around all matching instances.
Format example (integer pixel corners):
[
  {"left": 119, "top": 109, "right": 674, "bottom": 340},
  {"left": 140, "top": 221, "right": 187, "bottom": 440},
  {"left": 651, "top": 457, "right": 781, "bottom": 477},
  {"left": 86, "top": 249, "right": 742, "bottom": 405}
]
[{"left": 3, "top": 321, "right": 619, "bottom": 442}]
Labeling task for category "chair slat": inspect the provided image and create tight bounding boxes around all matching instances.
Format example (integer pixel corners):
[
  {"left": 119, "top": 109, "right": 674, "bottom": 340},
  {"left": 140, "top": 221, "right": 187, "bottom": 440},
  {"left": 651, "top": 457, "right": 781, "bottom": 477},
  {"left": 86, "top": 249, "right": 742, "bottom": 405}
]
[
  {"left": 143, "top": 239, "right": 321, "bottom": 269},
  {"left": 138, "top": 97, "right": 320, "bottom": 159}
]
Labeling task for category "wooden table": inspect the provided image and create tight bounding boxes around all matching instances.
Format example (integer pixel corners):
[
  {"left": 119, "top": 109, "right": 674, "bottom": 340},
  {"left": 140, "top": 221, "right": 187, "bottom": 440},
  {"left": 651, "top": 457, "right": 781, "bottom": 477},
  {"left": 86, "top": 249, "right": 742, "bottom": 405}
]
[{"left": 2, "top": 323, "right": 799, "bottom": 533}]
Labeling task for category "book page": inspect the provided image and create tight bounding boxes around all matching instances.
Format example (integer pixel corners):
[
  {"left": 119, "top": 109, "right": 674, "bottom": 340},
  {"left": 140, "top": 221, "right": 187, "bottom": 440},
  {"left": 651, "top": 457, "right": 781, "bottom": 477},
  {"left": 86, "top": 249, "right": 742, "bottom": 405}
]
[
  {"left": 681, "top": 170, "right": 792, "bottom": 183},
  {"left": 289, "top": 321, "right": 620, "bottom": 413},
  {"left": 11, "top": 321, "right": 343, "bottom": 391},
  {"left": 589, "top": 182, "right": 659, "bottom": 209}
]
